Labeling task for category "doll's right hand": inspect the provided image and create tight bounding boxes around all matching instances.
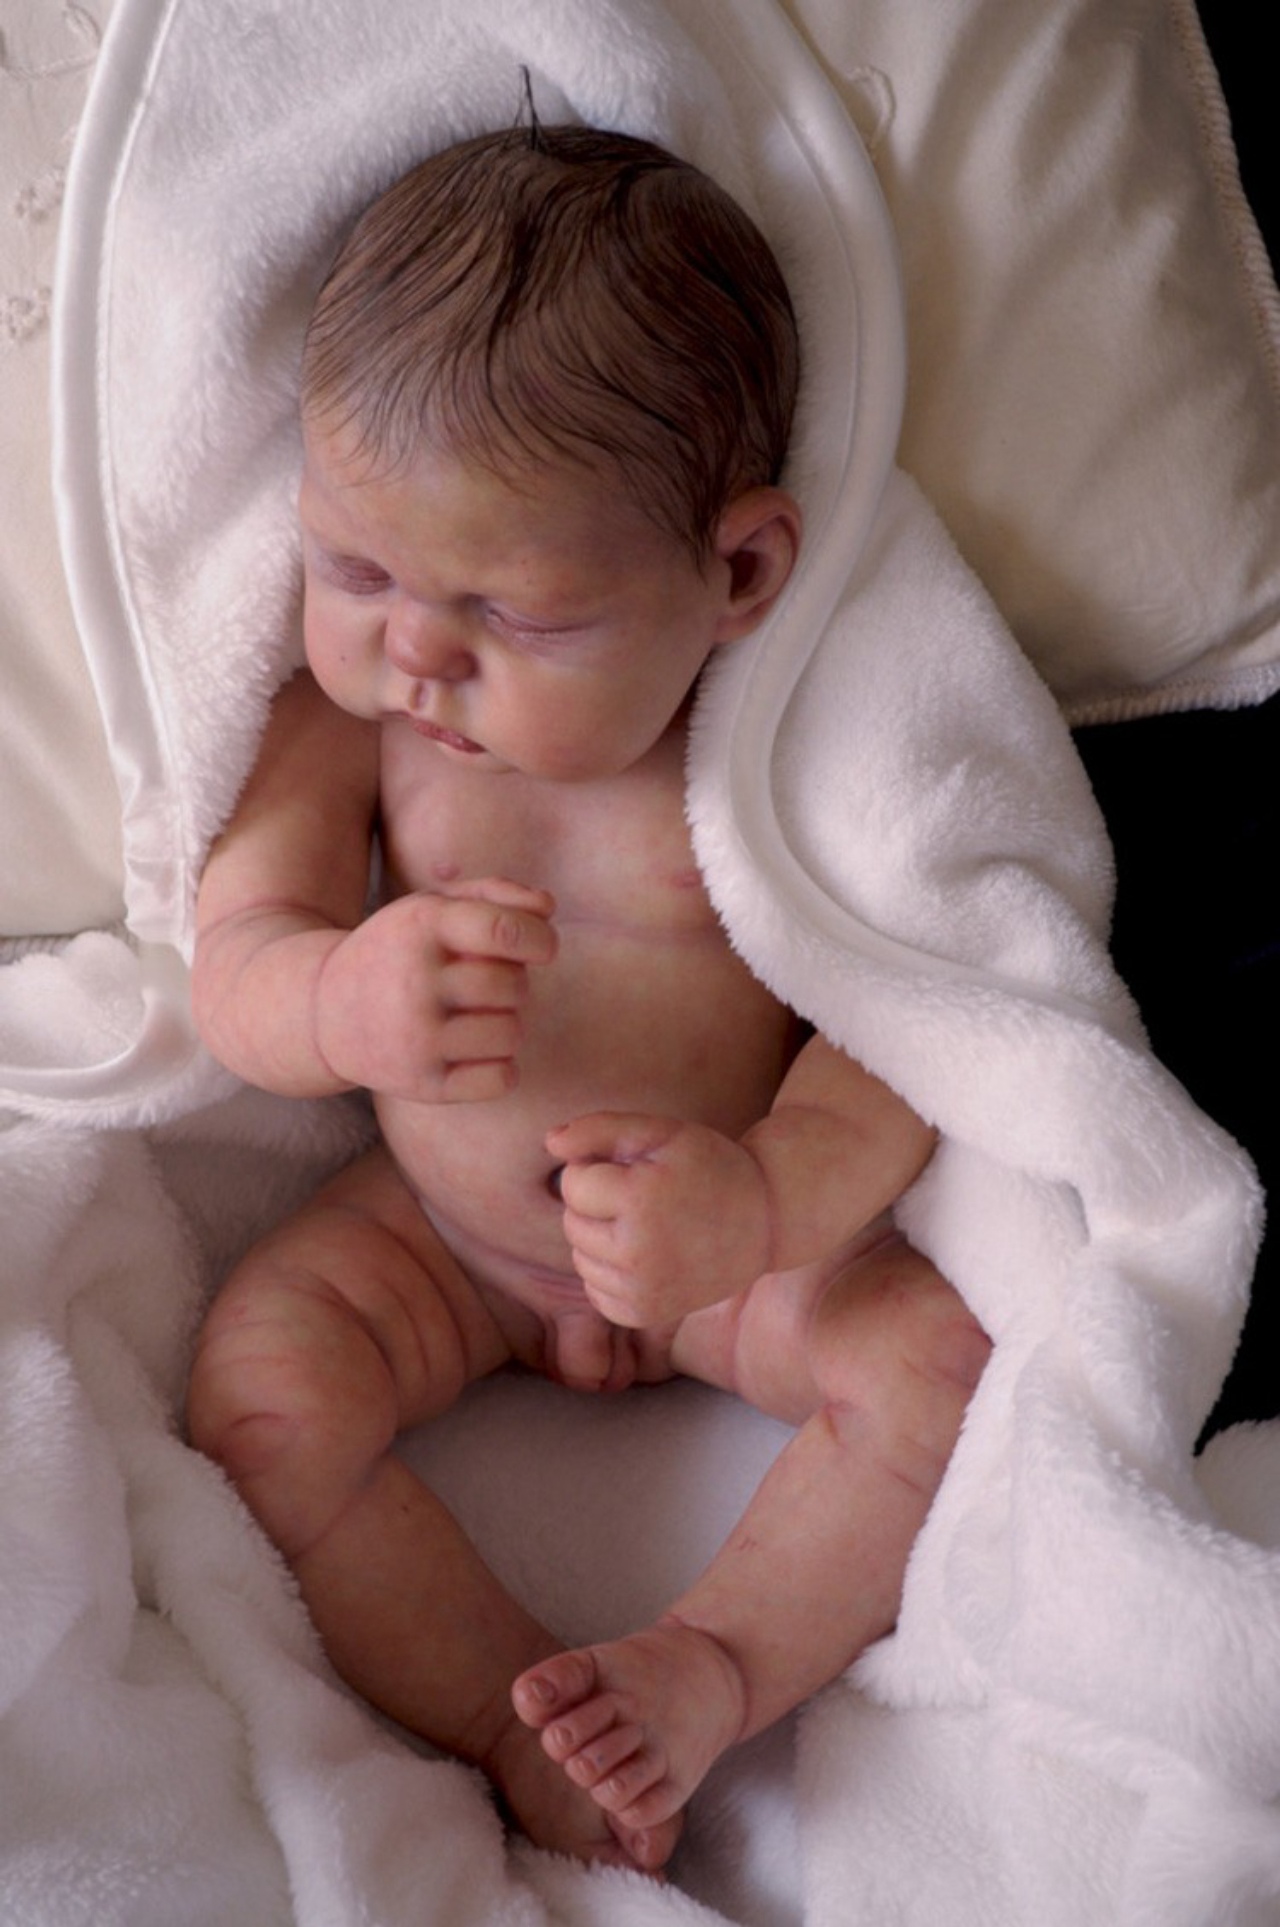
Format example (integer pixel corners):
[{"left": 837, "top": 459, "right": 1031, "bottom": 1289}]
[{"left": 311, "top": 877, "right": 557, "bottom": 1102}]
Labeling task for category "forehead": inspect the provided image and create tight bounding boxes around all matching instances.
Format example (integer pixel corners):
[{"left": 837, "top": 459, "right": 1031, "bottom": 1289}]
[{"left": 300, "top": 417, "right": 690, "bottom": 585}]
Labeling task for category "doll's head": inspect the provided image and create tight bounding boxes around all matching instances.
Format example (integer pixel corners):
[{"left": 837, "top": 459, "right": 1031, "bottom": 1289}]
[{"left": 301, "top": 121, "right": 800, "bottom": 564}]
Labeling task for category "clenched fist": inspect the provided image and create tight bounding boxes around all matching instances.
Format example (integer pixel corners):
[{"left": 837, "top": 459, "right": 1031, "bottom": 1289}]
[
  {"left": 314, "top": 877, "right": 557, "bottom": 1102},
  {"left": 548, "top": 1112, "right": 774, "bottom": 1326}
]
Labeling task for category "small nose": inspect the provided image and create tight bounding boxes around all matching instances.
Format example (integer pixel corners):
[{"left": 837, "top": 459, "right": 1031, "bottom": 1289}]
[{"left": 384, "top": 597, "right": 476, "bottom": 683}]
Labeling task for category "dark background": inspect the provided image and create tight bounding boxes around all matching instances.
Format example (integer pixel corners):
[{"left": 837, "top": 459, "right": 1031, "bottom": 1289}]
[{"left": 1072, "top": 3, "right": 1277, "bottom": 1439}]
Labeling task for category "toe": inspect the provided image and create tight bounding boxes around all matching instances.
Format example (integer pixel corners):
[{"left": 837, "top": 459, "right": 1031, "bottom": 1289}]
[
  {"left": 612, "top": 1776, "right": 685, "bottom": 1833},
  {"left": 611, "top": 1813, "right": 682, "bottom": 1873},
  {"left": 541, "top": 1695, "right": 618, "bottom": 1763},
  {"left": 564, "top": 1721, "right": 645, "bottom": 1789},
  {"left": 591, "top": 1746, "right": 666, "bottom": 1816},
  {"left": 512, "top": 1649, "right": 599, "bottom": 1728}
]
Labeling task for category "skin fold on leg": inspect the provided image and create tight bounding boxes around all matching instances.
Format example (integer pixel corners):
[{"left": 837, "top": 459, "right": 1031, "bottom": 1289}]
[
  {"left": 187, "top": 1147, "right": 678, "bottom": 1871},
  {"left": 512, "top": 1235, "right": 991, "bottom": 1839}
]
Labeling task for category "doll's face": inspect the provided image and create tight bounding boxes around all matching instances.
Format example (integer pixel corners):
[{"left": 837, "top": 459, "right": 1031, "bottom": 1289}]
[{"left": 299, "top": 422, "right": 753, "bottom": 783}]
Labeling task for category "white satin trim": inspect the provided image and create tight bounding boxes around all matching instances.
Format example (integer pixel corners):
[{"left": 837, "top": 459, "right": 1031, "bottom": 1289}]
[{"left": 51, "top": 0, "right": 184, "bottom": 953}]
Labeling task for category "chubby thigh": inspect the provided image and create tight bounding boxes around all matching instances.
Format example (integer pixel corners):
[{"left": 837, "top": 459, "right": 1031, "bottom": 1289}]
[
  {"left": 190, "top": 1146, "right": 987, "bottom": 1557},
  {"left": 187, "top": 1145, "right": 681, "bottom": 1555},
  {"left": 188, "top": 1146, "right": 521, "bottom": 1556}
]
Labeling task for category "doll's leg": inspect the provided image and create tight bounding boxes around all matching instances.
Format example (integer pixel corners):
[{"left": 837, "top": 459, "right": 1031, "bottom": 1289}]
[
  {"left": 513, "top": 1232, "right": 989, "bottom": 1838},
  {"left": 188, "top": 1144, "right": 675, "bottom": 1871}
]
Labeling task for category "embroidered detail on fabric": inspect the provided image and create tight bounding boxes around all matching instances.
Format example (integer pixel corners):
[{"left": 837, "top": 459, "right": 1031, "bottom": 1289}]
[
  {"left": 1, "top": 4, "right": 102, "bottom": 352},
  {"left": 0, "top": 5, "right": 100, "bottom": 82},
  {"left": 2, "top": 286, "right": 51, "bottom": 343},
  {"left": 841, "top": 67, "right": 895, "bottom": 156},
  {"left": 15, "top": 162, "right": 68, "bottom": 224}
]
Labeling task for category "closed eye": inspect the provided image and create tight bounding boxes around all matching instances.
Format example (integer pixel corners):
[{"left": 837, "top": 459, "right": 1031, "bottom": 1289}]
[
  {"left": 485, "top": 603, "right": 585, "bottom": 644},
  {"left": 321, "top": 554, "right": 393, "bottom": 596}
]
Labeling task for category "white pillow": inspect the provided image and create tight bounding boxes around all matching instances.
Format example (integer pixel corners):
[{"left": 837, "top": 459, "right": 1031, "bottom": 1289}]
[
  {"left": 3, "top": 0, "right": 1278, "bottom": 940},
  {"left": 782, "top": 0, "right": 1280, "bottom": 719}
]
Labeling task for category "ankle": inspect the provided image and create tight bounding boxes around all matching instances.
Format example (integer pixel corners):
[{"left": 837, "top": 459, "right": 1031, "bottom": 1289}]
[
  {"left": 655, "top": 1614, "right": 750, "bottom": 1747},
  {"left": 464, "top": 1689, "right": 529, "bottom": 1785},
  {"left": 462, "top": 1641, "right": 566, "bottom": 1780}
]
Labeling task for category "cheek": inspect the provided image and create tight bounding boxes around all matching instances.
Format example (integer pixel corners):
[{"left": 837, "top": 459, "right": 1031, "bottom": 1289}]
[
  {"left": 506, "top": 679, "right": 627, "bottom": 778},
  {"left": 306, "top": 601, "right": 372, "bottom": 675}
]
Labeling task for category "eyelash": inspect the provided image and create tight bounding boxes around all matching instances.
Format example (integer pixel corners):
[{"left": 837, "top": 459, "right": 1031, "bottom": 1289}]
[
  {"left": 327, "top": 559, "right": 392, "bottom": 596},
  {"left": 484, "top": 606, "right": 574, "bottom": 644}
]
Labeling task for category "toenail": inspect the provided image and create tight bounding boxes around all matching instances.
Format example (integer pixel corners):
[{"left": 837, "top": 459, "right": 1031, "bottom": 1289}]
[
  {"left": 550, "top": 1724, "right": 571, "bottom": 1749},
  {"left": 525, "top": 1675, "right": 555, "bottom": 1705}
]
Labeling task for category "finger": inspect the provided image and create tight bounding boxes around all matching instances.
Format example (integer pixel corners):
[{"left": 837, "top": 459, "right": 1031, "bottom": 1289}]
[
  {"left": 434, "top": 875, "right": 556, "bottom": 916},
  {"left": 440, "top": 1010, "right": 522, "bottom": 1064},
  {"left": 438, "top": 1058, "right": 518, "bottom": 1103},
  {"left": 439, "top": 956, "right": 528, "bottom": 1012},
  {"left": 568, "top": 1246, "right": 633, "bottom": 1299},
  {"left": 560, "top": 1160, "right": 634, "bottom": 1225},
  {"left": 548, "top": 1112, "right": 677, "bottom": 1167},
  {"left": 439, "top": 895, "right": 557, "bottom": 967},
  {"left": 561, "top": 1204, "right": 622, "bottom": 1259},
  {"left": 572, "top": 1260, "right": 650, "bottom": 1331}
]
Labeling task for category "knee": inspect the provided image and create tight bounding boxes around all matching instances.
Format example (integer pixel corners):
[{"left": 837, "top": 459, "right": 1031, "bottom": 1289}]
[
  {"left": 881, "top": 1272, "right": 991, "bottom": 1464},
  {"left": 816, "top": 1253, "right": 991, "bottom": 1481},
  {"left": 894, "top": 1269, "right": 992, "bottom": 1404},
  {"left": 188, "top": 1269, "right": 400, "bottom": 1553},
  {"left": 821, "top": 1245, "right": 989, "bottom": 1389}
]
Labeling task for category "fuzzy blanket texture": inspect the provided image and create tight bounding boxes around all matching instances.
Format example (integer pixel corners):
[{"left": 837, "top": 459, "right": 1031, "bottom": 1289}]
[{"left": 2, "top": 0, "right": 1279, "bottom": 1922}]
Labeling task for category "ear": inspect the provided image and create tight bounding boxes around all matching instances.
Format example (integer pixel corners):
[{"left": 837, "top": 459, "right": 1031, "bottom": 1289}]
[{"left": 709, "top": 487, "right": 802, "bottom": 644}]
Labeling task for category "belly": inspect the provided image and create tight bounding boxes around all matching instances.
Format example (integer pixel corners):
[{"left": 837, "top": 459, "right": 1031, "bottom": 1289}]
[{"left": 378, "top": 918, "right": 795, "bottom": 1309}]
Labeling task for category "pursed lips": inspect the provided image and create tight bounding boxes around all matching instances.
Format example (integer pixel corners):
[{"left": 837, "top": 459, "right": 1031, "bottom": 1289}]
[{"left": 409, "top": 716, "right": 484, "bottom": 754}]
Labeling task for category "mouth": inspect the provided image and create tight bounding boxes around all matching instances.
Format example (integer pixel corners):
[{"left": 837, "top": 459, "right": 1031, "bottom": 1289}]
[{"left": 410, "top": 718, "right": 485, "bottom": 755}]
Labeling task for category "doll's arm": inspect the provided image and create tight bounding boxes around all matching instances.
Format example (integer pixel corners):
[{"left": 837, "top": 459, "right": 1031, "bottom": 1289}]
[
  {"left": 193, "top": 670, "right": 555, "bottom": 1102},
  {"left": 552, "top": 1033, "right": 936, "bottom": 1326},
  {"left": 739, "top": 1031, "right": 937, "bottom": 1270}
]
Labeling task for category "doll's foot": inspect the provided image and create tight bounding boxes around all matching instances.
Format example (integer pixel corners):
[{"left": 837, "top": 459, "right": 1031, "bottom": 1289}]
[
  {"left": 511, "top": 1618, "right": 747, "bottom": 1839},
  {"left": 483, "top": 1700, "right": 678, "bottom": 1873}
]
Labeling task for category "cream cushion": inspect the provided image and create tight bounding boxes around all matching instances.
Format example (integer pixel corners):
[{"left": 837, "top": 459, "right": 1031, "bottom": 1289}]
[
  {"left": 782, "top": 0, "right": 1280, "bottom": 718},
  {"left": 2, "top": 0, "right": 122, "bottom": 940}
]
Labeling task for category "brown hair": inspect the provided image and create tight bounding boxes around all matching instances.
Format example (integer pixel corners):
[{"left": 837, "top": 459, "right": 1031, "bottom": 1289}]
[{"left": 301, "top": 123, "right": 799, "bottom": 561}]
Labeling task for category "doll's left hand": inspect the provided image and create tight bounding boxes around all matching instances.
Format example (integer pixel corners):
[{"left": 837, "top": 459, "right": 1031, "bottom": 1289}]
[{"left": 547, "top": 1113, "right": 773, "bottom": 1328}]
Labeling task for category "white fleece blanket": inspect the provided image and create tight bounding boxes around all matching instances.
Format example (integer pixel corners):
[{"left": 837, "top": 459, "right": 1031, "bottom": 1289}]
[{"left": 2, "top": 0, "right": 1279, "bottom": 1922}]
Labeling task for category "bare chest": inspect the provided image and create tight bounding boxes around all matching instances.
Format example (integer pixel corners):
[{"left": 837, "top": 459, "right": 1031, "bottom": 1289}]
[
  {"left": 372, "top": 719, "right": 796, "bottom": 1301},
  {"left": 378, "top": 720, "right": 718, "bottom": 935}
]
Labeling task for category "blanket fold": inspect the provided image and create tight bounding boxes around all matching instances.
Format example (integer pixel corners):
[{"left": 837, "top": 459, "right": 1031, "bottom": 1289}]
[{"left": 2, "top": 0, "right": 1277, "bottom": 1921}]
